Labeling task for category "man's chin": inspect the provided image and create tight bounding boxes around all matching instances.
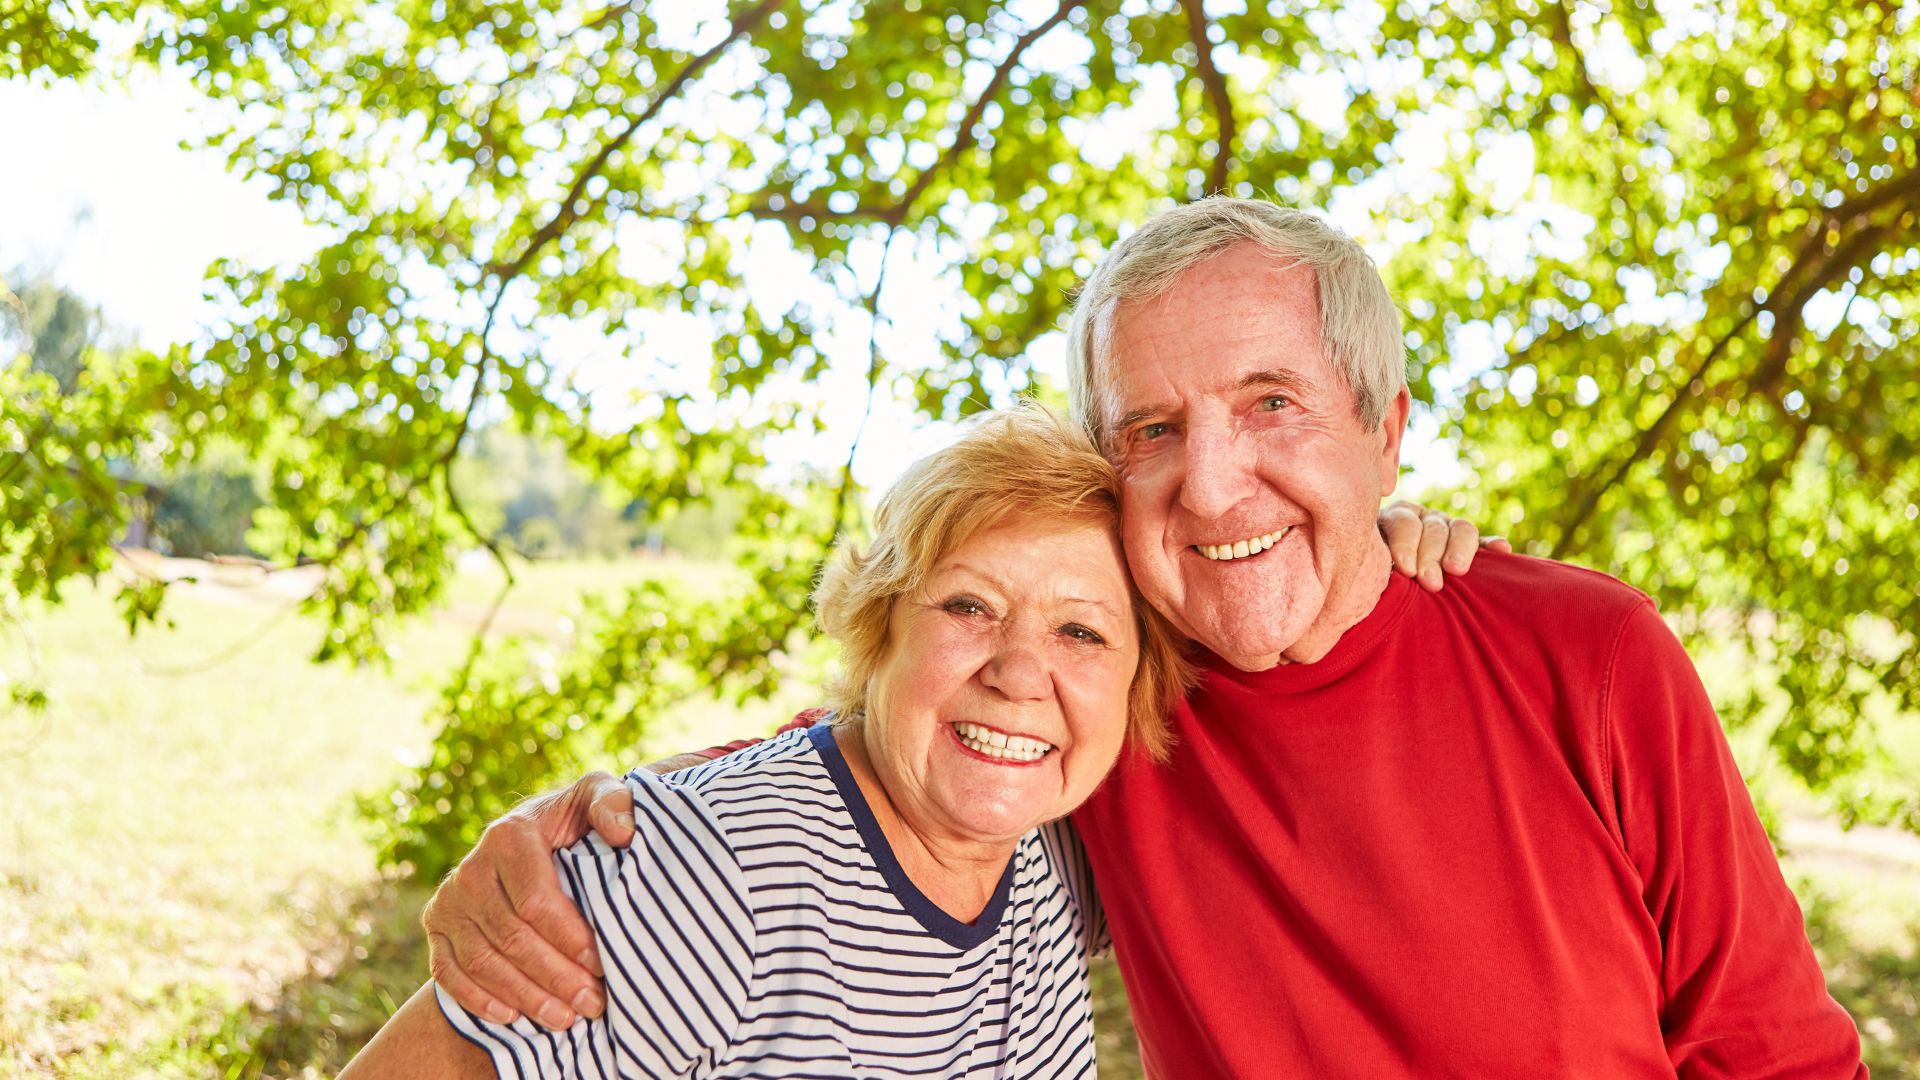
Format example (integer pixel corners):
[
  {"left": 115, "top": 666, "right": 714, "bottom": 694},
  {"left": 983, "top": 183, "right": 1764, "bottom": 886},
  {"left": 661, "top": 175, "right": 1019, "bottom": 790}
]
[{"left": 1191, "top": 618, "right": 1303, "bottom": 672}]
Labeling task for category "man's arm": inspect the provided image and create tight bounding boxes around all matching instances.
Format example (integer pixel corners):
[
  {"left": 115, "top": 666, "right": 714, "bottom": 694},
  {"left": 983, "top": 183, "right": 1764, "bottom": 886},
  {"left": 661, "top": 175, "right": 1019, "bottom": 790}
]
[
  {"left": 337, "top": 983, "right": 492, "bottom": 1080},
  {"left": 1605, "top": 602, "right": 1866, "bottom": 1078},
  {"left": 426, "top": 502, "right": 1502, "bottom": 1028}
]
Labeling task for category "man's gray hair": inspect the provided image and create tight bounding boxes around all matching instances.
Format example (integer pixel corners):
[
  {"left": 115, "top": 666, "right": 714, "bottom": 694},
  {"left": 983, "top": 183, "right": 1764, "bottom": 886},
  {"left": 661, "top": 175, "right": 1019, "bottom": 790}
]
[{"left": 1064, "top": 198, "right": 1408, "bottom": 447}]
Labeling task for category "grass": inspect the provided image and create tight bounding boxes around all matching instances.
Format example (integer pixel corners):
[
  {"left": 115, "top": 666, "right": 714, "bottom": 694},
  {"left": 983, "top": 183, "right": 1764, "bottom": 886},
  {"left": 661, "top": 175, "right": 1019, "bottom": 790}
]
[{"left": 2, "top": 562, "right": 1917, "bottom": 1077}]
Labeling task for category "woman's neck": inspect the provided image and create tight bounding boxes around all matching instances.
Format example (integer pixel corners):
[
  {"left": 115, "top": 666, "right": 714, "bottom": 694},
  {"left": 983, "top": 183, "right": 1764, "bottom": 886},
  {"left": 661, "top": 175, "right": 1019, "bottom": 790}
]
[{"left": 833, "top": 725, "right": 1017, "bottom": 924}]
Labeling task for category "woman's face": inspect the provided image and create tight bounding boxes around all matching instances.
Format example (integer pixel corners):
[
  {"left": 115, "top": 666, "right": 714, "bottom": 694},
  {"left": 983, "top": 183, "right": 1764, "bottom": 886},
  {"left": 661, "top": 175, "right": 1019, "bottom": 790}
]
[{"left": 864, "top": 513, "right": 1139, "bottom": 848}]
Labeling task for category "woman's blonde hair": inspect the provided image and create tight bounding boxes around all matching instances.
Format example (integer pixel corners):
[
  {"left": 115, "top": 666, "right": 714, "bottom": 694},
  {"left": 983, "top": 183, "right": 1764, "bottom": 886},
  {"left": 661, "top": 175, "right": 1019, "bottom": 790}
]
[{"left": 813, "top": 402, "right": 1188, "bottom": 762}]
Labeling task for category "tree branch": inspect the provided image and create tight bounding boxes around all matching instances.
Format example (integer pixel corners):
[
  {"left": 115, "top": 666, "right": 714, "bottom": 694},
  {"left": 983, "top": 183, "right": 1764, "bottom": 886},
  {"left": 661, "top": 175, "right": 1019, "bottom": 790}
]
[
  {"left": 487, "top": 0, "right": 784, "bottom": 283},
  {"left": 1544, "top": 0, "right": 1628, "bottom": 136},
  {"left": 1548, "top": 298, "right": 1759, "bottom": 555},
  {"left": 1828, "top": 160, "right": 1920, "bottom": 224},
  {"left": 1748, "top": 221, "right": 1892, "bottom": 395},
  {"left": 1550, "top": 208, "right": 1907, "bottom": 554},
  {"left": 737, "top": 0, "right": 1086, "bottom": 232},
  {"left": 1180, "top": 0, "right": 1236, "bottom": 193},
  {"left": 884, "top": 0, "right": 1088, "bottom": 224},
  {"left": 830, "top": 227, "right": 902, "bottom": 542}
]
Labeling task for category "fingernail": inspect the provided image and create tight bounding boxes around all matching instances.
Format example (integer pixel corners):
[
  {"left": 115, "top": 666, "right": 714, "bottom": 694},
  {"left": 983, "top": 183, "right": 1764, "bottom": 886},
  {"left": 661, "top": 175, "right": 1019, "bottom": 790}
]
[
  {"left": 539, "top": 1002, "right": 575, "bottom": 1029},
  {"left": 577, "top": 948, "right": 604, "bottom": 977},
  {"left": 572, "top": 987, "right": 604, "bottom": 1018},
  {"left": 614, "top": 812, "right": 634, "bottom": 832},
  {"left": 486, "top": 1003, "right": 517, "bottom": 1025}
]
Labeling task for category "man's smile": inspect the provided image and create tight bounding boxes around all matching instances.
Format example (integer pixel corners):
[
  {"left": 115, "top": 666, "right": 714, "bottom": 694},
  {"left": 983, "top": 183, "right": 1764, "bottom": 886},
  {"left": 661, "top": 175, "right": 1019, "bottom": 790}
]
[{"left": 1192, "top": 527, "right": 1290, "bottom": 562}]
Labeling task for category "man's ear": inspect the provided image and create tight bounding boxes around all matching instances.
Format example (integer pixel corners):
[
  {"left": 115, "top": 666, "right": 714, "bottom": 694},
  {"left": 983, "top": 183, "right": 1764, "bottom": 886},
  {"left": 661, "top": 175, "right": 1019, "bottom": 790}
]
[{"left": 1376, "top": 387, "right": 1412, "bottom": 497}]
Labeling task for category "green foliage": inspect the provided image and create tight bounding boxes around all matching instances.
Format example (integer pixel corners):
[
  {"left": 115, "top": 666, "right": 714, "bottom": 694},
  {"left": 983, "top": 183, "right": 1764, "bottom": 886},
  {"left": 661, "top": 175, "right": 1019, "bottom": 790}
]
[
  {"left": 0, "top": 336, "right": 165, "bottom": 625},
  {"left": 450, "top": 427, "right": 656, "bottom": 559},
  {"left": 376, "top": 501, "right": 826, "bottom": 880},
  {"left": 7, "top": 0, "right": 1919, "bottom": 867},
  {"left": 151, "top": 464, "right": 265, "bottom": 557},
  {"left": 1383, "top": 0, "right": 1920, "bottom": 830},
  {"left": 0, "top": 0, "right": 138, "bottom": 80}
]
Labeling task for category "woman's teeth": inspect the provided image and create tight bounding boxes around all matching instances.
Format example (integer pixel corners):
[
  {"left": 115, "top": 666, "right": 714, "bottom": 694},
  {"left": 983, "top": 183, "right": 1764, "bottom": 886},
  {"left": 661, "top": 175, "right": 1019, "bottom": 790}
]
[
  {"left": 953, "top": 721, "right": 1054, "bottom": 762},
  {"left": 1197, "top": 528, "right": 1288, "bottom": 561}
]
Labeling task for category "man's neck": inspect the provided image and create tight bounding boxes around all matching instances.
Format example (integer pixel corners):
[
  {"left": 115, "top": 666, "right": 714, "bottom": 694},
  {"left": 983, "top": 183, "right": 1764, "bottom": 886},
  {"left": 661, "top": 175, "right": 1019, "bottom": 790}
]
[{"left": 1274, "top": 537, "right": 1394, "bottom": 667}]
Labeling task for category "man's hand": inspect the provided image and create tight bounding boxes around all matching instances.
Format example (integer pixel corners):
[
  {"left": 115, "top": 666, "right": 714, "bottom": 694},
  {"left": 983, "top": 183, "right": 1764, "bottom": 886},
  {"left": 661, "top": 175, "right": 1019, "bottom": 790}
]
[
  {"left": 1378, "top": 501, "right": 1510, "bottom": 592},
  {"left": 422, "top": 771, "right": 636, "bottom": 1030}
]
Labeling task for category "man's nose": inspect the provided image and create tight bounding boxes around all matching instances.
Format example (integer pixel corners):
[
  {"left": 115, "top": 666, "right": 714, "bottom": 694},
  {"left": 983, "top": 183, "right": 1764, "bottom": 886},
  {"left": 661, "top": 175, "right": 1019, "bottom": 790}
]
[
  {"left": 1178, "top": 423, "right": 1259, "bottom": 521},
  {"left": 980, "top": 635, "right": 1053, "bottom": 703}
]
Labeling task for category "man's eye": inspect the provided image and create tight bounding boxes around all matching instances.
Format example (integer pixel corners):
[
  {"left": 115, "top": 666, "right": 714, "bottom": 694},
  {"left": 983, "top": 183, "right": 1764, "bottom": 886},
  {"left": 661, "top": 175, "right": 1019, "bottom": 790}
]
[
  {"left": 1137, "top": 422, "right": 1171, "bottom": 441},
  {"left": 1061, "top": 623, "right": 1106, "bottom": 645},
  {"left": 1258, "top": 395, "right": 1290, "bottom": 412}
]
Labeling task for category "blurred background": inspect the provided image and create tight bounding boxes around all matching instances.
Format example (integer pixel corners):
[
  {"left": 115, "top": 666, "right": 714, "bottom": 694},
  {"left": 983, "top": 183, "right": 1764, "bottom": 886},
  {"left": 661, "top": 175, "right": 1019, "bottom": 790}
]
[{"left": 2, "top": 0, "right": 1917, "bottom": 1074}]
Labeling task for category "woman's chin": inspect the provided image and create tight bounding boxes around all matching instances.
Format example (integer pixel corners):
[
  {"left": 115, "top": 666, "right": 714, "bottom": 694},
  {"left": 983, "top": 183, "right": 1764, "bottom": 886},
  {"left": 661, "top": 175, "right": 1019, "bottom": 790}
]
[{"left": 929, "top": 772, "right": 1071, "bottom": 844}]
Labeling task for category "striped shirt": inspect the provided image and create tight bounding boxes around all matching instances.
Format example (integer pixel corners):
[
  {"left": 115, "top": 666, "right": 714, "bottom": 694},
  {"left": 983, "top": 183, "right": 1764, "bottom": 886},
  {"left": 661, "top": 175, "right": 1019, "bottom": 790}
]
[{"left": 438, "top": 723, "right": 1105, "bottom": 1078}]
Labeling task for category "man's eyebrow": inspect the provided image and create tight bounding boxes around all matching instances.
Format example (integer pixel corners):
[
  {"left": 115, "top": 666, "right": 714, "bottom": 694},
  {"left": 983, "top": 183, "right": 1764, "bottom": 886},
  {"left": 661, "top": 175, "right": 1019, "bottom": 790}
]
[
  {"left": 1235, "top": 368, "right": 1314, "bottom": 395},
  {"left": 1112, "top": 401, "right": 1174, "bottom": 433}
]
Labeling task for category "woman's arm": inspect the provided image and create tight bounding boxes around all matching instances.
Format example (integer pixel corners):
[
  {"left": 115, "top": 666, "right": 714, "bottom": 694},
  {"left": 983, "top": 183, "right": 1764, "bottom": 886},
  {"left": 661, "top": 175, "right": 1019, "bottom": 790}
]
[{"left": 338, "top": 983, "right": 494, "bottom": 1080}]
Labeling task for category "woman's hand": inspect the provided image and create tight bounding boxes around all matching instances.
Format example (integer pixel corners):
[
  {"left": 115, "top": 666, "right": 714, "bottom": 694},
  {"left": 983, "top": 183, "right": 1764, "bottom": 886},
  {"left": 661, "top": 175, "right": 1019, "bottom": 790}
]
[{"left": 1377, "top": 501, "right": 1508, "bottom": 591}]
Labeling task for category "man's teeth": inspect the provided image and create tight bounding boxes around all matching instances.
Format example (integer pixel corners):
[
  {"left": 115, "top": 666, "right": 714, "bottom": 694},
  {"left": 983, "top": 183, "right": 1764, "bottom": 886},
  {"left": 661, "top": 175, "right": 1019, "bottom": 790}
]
[
  {"left": 953, "top": 721, "right": 1054, "bottom": 763},
  {"left": 1196, "top": 528, "right": 1288, "bottom": 562}
]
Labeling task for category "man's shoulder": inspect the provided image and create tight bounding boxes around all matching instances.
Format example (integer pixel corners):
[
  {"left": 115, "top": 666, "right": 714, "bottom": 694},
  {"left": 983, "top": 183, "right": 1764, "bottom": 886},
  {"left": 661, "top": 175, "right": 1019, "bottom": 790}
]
[
  {"left": 1407, "top": 549, "right": 1660, "bottom": 665},
  {"left": 1445, "top": 549, "right": 1653, "bottom": 618}
]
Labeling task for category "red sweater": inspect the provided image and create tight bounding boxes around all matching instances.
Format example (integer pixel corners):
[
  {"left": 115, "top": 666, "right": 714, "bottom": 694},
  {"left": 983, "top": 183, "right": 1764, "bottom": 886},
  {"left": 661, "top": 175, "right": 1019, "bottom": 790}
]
[{"left": 1073, "top": 553, "right": 1863, "bottom": 1078}]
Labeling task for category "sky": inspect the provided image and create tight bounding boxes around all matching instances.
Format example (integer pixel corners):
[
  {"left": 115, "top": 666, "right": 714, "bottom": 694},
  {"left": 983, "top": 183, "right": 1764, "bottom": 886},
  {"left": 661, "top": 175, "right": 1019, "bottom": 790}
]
[{"left": 0, "top": 54, "right": 1468, "bottom": 501}]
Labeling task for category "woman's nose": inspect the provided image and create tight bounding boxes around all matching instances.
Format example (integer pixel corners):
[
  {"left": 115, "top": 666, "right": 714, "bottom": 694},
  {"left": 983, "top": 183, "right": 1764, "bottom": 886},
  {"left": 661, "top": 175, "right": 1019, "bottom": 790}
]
[{"left": 980, "top": 637, "right": 1052, "bottom": 702}]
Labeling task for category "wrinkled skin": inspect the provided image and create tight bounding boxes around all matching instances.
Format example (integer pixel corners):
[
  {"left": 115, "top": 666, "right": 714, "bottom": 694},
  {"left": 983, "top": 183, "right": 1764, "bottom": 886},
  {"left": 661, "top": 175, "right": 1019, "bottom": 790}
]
[
  {"left": 1104, "top": 244, "right": 1409, "bottom": 669},
  {"left": 419, "top": 505, "right": 1501, "bottom": 1028}
]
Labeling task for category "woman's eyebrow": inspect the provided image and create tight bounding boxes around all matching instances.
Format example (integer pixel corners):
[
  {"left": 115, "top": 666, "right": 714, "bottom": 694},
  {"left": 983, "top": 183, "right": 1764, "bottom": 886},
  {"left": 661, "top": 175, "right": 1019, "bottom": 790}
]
[
  {"left": 937, "top": 562, "right": 1009, "bottom": 591},
  {"left": 1061, "top": 596, "right": 1123, "bottom": 616}
]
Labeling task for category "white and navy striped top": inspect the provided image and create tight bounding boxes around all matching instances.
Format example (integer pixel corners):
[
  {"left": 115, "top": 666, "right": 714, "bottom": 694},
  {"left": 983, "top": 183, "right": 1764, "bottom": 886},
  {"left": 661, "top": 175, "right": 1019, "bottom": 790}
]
[{"left": 438, "top": 723, "right": 1106, "bottom": 1078}]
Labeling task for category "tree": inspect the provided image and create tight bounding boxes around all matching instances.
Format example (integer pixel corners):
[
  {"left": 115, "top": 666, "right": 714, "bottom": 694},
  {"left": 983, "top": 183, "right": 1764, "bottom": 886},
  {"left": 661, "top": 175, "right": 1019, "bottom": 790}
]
[{"left": 2, "top": 0, "right": 1915, "bottom": 872}]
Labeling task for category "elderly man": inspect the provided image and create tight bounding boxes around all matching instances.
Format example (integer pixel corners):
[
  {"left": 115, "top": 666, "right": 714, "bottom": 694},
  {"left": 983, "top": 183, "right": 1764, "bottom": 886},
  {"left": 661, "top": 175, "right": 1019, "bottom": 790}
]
[{"left": 424, "top": 199, "right": 1864, "bottom": 1076}]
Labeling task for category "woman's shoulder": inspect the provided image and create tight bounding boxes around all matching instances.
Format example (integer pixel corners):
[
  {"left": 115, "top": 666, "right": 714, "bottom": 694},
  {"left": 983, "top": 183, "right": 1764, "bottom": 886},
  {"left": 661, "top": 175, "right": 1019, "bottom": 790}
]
[
  {"left": 633, "top": 725, "right": 854, "bottom": 863},
  {"left": 653, "top": 725, "right": 836, "bottom": 805}
]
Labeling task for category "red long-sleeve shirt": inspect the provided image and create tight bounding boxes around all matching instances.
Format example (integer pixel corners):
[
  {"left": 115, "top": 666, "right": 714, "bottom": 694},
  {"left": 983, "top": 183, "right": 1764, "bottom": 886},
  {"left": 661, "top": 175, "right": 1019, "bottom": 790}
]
[{"left": 1074, "top": 553, "right": 1864, "bottom": 1077}]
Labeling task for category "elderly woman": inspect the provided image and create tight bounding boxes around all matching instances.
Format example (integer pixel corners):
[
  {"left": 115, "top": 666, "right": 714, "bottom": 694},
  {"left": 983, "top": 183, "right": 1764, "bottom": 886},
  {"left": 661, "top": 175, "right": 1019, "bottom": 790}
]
[{"left": 343, "top": 403, "right": 1190, "bottom": 1077}]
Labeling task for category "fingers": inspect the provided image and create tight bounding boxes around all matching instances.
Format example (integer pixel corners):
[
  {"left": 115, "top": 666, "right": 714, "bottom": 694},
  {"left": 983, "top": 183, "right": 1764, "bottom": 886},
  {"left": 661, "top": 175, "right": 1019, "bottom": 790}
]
[
  {"left": 428, "top": 929, "right": 519, "bottom": 1027},
  {"left": 463, "top": 907, "right": 592, "bottom": 1030},
  {"left": 1415, "top": 512, "right": 1450, "bottom": 592},
  {"left": 1378, "top": 501, "right": 1424, "bottom": 577},
  {"left": 422, "top": 796, "right": 609, "bottom": 1031},
  {"left": 490, "top": 820, "right": 608, "bottom": 1002},
  {"left": 1442, "top": 516, "right": 1480, "bottom": 574},
  {"left": 1483, "top": 535, "right": 1512, "bottom": 554},
  {"left": 585, "top": 776, "right": 637, "bottom": 849}
]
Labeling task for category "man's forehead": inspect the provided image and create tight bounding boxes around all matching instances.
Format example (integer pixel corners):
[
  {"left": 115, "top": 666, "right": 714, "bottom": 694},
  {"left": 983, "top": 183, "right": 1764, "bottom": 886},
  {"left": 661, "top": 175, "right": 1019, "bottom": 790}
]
[{"left": 1103, "top": 312, "right": 1325, "bottom": 402}]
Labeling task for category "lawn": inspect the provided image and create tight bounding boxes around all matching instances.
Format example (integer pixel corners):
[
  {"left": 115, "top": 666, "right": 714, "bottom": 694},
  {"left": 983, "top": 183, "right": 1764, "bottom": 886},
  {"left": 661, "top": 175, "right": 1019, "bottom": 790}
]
[{"left": 1, "top": 560, "right": 1916, "bottom": 1077}]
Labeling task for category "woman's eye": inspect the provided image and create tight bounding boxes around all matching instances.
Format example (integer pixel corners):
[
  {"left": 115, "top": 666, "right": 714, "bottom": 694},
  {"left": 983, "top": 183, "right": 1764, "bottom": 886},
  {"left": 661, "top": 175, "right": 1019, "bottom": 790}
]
[
  {"left": 943, "top": 596, "right": 988, "bottom": 617},
  {"left": 1061, "top": 623, "right": 1106, "bottom": 645}
]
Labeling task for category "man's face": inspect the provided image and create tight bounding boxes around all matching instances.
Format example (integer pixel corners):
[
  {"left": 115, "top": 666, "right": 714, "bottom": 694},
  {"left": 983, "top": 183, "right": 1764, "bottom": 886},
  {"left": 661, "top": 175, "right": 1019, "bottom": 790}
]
[{"left": 1104, "top": 243, "right": 1411, "bottom": 670}]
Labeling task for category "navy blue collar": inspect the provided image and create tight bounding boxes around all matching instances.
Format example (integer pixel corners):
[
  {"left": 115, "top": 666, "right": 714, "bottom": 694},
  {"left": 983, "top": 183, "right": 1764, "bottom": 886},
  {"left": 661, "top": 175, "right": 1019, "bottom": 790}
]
[{"left": 807, "top": 722, "right": 1016, "bottom": 950}]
